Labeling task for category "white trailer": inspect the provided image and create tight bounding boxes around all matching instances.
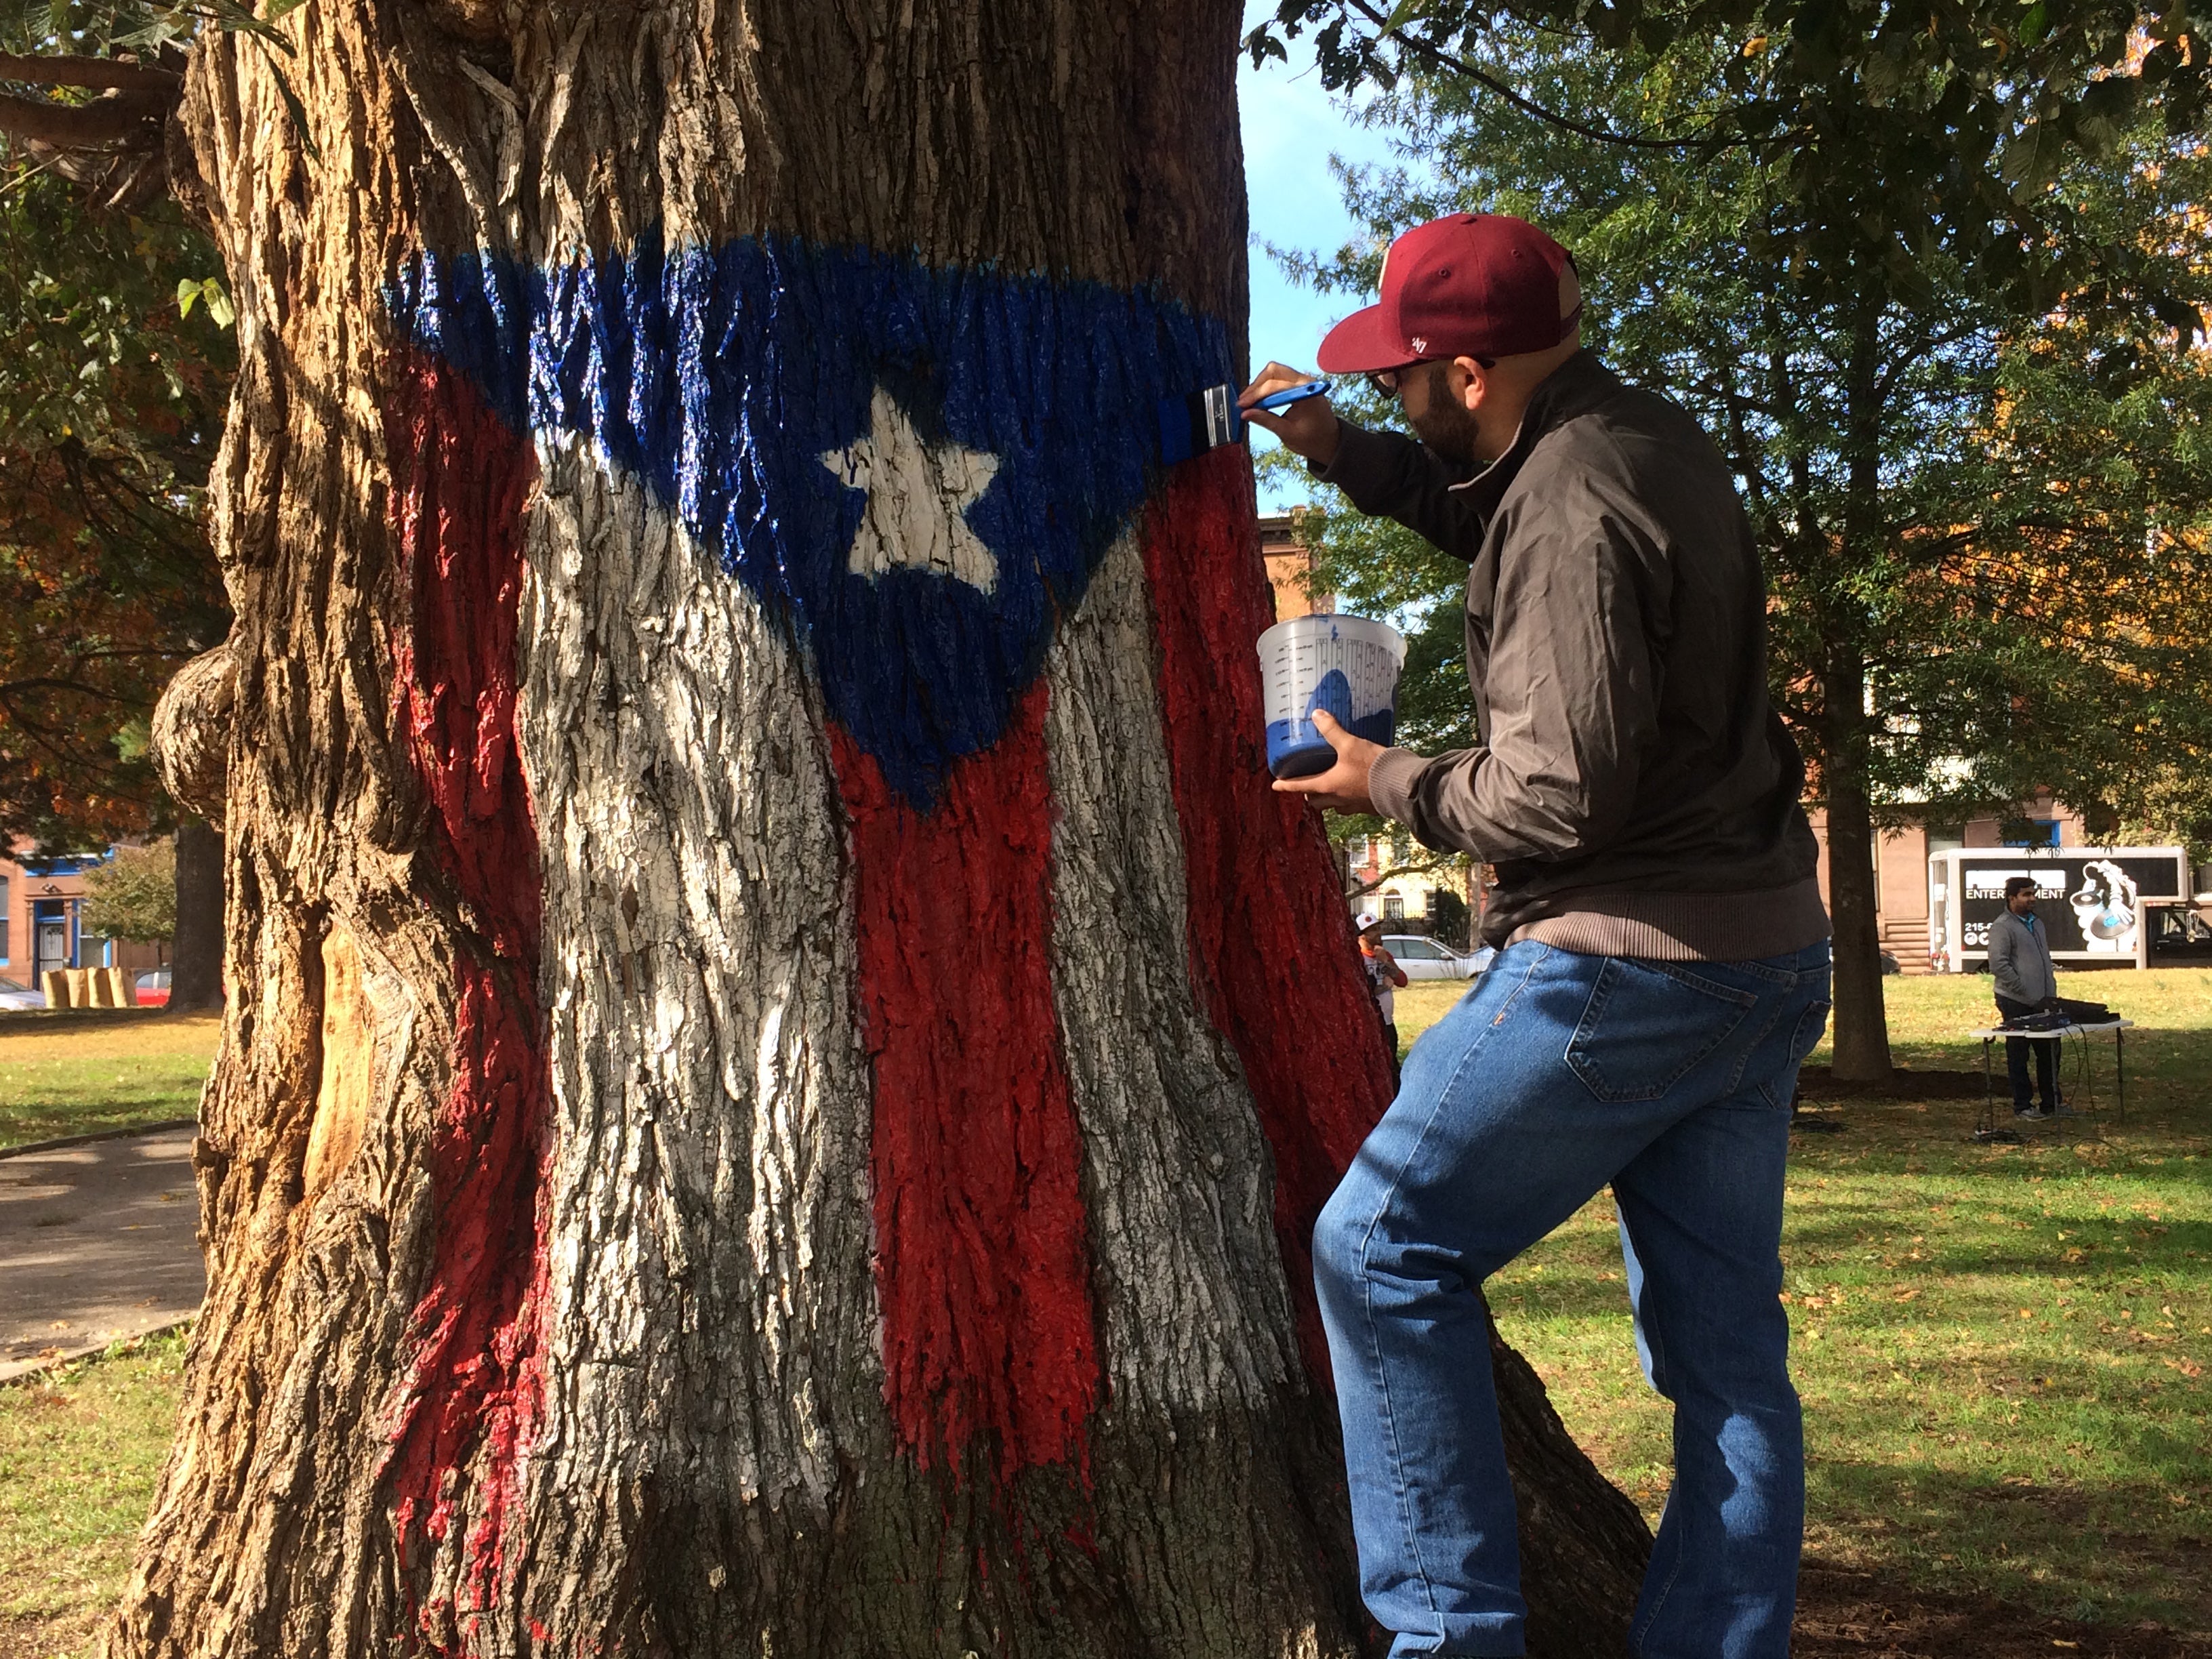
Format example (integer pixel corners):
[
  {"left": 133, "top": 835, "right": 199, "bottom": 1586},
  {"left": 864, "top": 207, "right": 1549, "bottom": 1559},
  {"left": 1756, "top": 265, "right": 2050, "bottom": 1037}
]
[{"left": 1927, "top": 846, "right": 2190, "bottom": 973}]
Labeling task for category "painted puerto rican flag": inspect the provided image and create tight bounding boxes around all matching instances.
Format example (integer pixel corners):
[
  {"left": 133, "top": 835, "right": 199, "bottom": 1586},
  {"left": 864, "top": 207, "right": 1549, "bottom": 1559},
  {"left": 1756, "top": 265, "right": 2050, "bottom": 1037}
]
[{"left": 374, "top": 228, "right": 1393, "bottom": 1605}]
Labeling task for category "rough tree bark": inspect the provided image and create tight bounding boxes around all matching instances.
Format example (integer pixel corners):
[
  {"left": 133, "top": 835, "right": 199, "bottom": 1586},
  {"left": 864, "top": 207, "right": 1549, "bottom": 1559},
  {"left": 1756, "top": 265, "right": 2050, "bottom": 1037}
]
[
  {"left": 111, "top": 4, "right": 1648, "bottom": 1655},
  {"left": 152, "top": 648, "right": 232, "bottom": 1013}
]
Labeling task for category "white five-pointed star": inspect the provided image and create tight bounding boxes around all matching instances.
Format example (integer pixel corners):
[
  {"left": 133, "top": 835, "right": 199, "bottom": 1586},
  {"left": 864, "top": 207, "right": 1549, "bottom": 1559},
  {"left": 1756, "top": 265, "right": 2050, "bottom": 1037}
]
[{"left": 820, "top": 386, "right": 1002, "bottom": 595}]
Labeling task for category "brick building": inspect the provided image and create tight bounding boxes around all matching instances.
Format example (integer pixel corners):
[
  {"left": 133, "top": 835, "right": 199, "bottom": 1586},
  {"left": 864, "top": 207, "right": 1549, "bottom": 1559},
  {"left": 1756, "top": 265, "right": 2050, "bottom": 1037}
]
[
  {"left": 0, "top": 842, "right": 165, "bottom": 988},
  {"left": 1807, "top": 794, "right": 2212, "bottom": 972}
]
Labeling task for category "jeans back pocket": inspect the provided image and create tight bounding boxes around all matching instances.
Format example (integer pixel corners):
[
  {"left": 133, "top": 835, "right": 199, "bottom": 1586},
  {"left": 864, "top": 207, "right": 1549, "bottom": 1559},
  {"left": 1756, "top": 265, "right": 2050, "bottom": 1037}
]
[
  {"left": 1759, "top": 995, "right": 1833, "bottom": 1107},
  {"left": 1565, "top": 958, "right": 1759, "bottom": 1103}
]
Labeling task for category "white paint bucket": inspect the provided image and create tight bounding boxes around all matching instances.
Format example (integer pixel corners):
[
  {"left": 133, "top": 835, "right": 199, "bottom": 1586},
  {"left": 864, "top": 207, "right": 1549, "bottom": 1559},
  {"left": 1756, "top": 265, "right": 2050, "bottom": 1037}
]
[{"left": 1256, "top": 614, "right": 1406, "bottom": 780}]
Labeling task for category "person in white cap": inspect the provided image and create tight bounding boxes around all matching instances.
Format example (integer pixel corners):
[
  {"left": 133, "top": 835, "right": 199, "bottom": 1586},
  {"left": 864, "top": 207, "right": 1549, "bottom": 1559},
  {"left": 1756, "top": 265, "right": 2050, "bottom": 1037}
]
[{"left": 1357, "top": 911, "right": 1410, "bottom": 1080}]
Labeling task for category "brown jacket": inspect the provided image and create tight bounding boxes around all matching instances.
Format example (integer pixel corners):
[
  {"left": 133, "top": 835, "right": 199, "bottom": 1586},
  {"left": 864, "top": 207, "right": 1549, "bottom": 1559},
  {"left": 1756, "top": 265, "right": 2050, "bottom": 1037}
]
[{"left": 1318, "top": 351, "right": 1826, "bottom": 958}]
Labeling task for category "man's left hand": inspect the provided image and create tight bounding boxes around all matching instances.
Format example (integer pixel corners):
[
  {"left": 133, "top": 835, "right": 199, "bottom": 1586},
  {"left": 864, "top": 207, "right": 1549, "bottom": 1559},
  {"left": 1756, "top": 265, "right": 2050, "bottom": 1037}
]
[{"left": 1273, "top": 708, "right": 1382, "bottom": 813}]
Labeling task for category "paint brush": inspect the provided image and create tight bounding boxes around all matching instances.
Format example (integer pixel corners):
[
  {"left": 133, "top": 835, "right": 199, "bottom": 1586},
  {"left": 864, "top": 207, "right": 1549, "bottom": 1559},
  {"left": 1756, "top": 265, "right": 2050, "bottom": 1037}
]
[{"left": 1158, "top": 379, "right": 1331, "bottom": 466}]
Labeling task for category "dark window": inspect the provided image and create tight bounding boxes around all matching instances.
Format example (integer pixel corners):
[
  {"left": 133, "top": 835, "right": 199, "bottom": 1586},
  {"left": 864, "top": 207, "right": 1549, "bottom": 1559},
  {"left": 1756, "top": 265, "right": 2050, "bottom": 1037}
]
[
  {"left": 1999, "top": 817, "right": 2062, "bottom": 850},
  {"left": 1382, "top": 894, "right": 1406, "bottom": 921}
]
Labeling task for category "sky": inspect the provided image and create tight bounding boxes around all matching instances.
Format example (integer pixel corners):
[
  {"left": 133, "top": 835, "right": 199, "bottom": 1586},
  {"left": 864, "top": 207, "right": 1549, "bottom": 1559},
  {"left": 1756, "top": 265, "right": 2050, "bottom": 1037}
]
[{"left": 1237, "top": 1, "right": 1404, "bottom": 508}]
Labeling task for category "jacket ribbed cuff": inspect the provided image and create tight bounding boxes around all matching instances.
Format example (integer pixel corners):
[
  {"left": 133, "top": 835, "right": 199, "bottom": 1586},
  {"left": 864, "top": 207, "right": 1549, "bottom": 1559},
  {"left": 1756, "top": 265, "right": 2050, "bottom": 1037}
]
[{"left": 1366, "top": 747, "right": 1427, "bottom": 828}]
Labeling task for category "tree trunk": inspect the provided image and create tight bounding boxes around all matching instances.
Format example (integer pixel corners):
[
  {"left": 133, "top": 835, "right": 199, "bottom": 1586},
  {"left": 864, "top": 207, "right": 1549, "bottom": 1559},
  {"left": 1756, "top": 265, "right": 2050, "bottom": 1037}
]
[
  {"left": 1820, "top": 680, "right": 1892, "bottom": 1084},
  {"left": 1825, "top": 301, "right": 1893, "bottom": 1084},
  {"left": 110, "top": 5, "right": 1647, "bottom": 1655},
  {"left": 167, "top": 815, "right": 223, "bottom": 1012}
]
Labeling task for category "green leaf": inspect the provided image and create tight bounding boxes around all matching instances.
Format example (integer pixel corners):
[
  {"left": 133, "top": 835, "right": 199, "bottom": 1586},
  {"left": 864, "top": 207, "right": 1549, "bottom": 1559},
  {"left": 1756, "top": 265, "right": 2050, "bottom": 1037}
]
[
  {"left": 204, "top": 283, "right": 234, "bottom": 328},
  {"left": 174, "top": 276, "right": 199, "bottom": 317},
  {"left": 1380, "top": 0, "right": 1426, "bottom": 32},
  {"left": 201, "top": 0, "right": 295, "bottom": 52},
  {"left": 258, "top": 40, "right": 321, "bottom": 161},
  {"left": 113, "top": 716, "right": 152, "bottom": 764}
]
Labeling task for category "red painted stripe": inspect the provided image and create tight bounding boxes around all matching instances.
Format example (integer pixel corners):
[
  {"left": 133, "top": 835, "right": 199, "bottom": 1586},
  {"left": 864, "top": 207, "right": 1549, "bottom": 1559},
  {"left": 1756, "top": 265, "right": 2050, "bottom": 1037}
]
[
  {"left": 379, "top": 352, "right": 550, "bottom": 1625},
  {"left": 1142, "top": 448, "right": 1396, "bottom": 1377},
  {"left": 832, "top": 682, "right": 1101, "bottom": 1482}
]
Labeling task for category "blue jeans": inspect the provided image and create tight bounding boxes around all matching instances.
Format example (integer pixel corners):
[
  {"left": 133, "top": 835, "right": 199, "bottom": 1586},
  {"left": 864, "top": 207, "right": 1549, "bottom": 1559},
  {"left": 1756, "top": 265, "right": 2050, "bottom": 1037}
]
[
  {"left": 1994, "top": 994, "right": 2059, "bottom": 1110},
  {"left": 1314, "top": 941, "right": 1832, "bottom": 1658}
]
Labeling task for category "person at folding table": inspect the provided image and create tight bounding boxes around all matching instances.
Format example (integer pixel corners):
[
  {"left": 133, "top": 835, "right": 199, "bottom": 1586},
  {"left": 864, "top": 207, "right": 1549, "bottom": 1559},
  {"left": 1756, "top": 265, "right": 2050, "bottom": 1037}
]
[
  {"left": 1988, "top": 875, "right": 2065, "bottom": 1120},
  {"left": 1244, "top": 213, "right": 1831, "bottom": 1658}
]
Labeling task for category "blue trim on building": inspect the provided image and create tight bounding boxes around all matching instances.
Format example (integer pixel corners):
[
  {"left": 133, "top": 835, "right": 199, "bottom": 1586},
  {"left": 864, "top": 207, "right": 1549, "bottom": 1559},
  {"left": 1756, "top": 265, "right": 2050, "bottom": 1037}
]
[{"left": 16, "top": 853, "right": 106, "bottom": 879}]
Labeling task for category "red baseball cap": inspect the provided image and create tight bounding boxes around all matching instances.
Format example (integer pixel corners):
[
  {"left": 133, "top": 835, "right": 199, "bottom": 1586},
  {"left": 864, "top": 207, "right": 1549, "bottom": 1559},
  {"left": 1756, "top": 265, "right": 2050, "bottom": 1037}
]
[{"left": 1317, "top": 213, "right": 1579, "bottom": 374}]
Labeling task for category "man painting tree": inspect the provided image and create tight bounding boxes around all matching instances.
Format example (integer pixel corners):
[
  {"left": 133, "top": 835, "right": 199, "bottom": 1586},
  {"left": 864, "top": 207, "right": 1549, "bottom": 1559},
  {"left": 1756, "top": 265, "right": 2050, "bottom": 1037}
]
[
  {"left": 1248, "top": 0, "right": 2212, "bottom": 1086},
  {"left": 29, "top": 3, "right": 1656, "bottom": 1656}
]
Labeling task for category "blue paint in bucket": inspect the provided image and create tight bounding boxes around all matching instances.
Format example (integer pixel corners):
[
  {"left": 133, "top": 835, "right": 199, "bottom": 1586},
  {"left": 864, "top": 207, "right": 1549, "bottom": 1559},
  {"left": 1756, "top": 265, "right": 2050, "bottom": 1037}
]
[{"left": 1265, "top": 670, "right": 1397, "bottom": 777}]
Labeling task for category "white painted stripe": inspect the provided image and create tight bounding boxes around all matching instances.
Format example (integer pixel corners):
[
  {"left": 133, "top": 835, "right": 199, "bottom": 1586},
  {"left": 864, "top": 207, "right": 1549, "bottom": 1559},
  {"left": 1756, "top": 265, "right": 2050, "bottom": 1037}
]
[
  {"left": 1040, "top": 524, "right": 1300, "bottom": 1414},
  {"left": 514, "top": 440, "right": 883, "bottom": 1513}
]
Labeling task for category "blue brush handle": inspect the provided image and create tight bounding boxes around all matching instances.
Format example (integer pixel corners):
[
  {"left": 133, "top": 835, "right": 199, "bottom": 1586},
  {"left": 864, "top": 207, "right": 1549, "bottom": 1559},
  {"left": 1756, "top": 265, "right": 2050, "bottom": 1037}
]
[{"left": 1251, "top": 379, "right": 1331, "bottom": 411}]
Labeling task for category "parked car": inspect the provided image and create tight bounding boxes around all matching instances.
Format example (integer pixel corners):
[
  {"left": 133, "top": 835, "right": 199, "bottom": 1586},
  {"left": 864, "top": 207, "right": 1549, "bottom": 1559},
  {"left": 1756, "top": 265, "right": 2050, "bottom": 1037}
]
[
  {"left": 134, "top": 968, "right": 172, "bottom": 1008},
  {"left": 0, "top": 975, "right": 47, "bottom": 1012},
  {"left": 1381, "top": 935, "right": 1494, "bottom": 981},
  {"left": 2149, "top": 903, "right": 2212, "bottom": 966}
]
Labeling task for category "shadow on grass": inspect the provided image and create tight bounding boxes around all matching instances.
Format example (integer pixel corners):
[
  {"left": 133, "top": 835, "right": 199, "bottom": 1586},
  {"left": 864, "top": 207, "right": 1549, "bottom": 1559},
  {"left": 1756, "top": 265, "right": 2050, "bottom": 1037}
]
[
  {"left": 1488, "top": 1196, "right": 2208, "bottom": 1322},
  {"left": 1809, "top": 1457, "right": 2211, "bottom": 1633},
  {"left": 1794, "top": 1558, "right": 2212, "bottom": 1658},
  {"left": 0, "top": 1008, "right": 187, "bottom": 1031}
]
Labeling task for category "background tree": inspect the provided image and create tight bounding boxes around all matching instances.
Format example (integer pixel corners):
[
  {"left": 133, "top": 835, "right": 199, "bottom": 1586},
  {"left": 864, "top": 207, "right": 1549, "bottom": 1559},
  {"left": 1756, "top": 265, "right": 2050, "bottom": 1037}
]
[
  {"left": 0, "top": 167, "right": 230, "bottom": 834},
  {"left": 80, "top": 834, "right": 172, "bottom": 945},
  {"left": 100, "top": 4, "right": 1652, "bottom": 1655},
  {"left": 1, "top": 11, "right": 234, "bottom": 1004},
  {"left": 1252, "top": 0, "right": 2212, "bottom": 1080},
  {"left": 1429, "top": 885, "right": 1473, "bottom": 949},
  {"left": 2117, "top": 762, "right": 2212, "bottom": 869}
]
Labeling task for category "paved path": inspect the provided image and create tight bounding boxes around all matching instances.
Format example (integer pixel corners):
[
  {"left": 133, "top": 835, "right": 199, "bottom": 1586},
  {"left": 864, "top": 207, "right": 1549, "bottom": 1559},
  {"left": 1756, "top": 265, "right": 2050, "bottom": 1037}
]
[{"left": 0, "top": 1127, "right": 204, "bottom": 1381}]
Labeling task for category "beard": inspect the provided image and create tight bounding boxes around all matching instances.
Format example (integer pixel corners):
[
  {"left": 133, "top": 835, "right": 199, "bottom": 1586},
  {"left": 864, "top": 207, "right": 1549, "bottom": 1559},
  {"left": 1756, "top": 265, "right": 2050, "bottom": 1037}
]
[{"left": 1407, "top": 359, "right": 1483, "bottom": 467}]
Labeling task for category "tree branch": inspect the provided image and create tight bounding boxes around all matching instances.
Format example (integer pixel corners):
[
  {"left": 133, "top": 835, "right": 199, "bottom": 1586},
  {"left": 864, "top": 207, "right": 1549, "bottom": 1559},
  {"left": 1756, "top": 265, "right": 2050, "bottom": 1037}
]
[
  {"left": 0, "top": 87, "right": 165, "bottom": 149},
  {"left": 1345, "top": 853, "right": 1465, "bottom": 901},
  {"left": 0, "top": 52, "right": 182, "bottom": 95},
  {"left": 1343, "top": 0, "right": 1729, "bottom": 152}
]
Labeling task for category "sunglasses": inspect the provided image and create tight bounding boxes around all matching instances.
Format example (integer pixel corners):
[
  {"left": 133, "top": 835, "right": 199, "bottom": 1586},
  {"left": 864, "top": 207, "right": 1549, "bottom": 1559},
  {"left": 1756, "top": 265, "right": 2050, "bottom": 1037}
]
[{"left": 1365, "top": 356, "right": 1494, "bottom": 400}]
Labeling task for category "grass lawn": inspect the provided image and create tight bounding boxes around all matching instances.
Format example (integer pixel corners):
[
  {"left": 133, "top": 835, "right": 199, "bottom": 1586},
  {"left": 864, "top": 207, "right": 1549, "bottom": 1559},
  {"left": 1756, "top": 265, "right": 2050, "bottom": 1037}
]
[
  {"left": 0, "top": 1012, "right": 220, "bottom": 1151},
  {"left": 1399, "top": 966, "right": 2212, "bottom": 1635},
  {"left": 0, "top": 1333, "right": 185, "bottom": 1659},
  {"left": 1, "top": 977, "right": 2205, "bottom": 1652}
]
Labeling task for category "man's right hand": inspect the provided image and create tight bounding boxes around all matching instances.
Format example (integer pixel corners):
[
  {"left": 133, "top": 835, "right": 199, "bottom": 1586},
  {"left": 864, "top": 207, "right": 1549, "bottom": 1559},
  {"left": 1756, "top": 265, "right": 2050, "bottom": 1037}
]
[{"left": 1240, "top": 363, "right": 1342, "bottom": 468}]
